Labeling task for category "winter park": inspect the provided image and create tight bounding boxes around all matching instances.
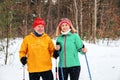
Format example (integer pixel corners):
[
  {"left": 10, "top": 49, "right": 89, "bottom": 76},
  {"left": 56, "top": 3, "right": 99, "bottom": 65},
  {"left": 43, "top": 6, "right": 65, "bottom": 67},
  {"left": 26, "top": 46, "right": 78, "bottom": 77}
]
[
  {"left": 0, "top": 0, "right": 120, "bottom": 80},
  {"left": 0, "top": 38, "right": 120, "bottom": 80}
]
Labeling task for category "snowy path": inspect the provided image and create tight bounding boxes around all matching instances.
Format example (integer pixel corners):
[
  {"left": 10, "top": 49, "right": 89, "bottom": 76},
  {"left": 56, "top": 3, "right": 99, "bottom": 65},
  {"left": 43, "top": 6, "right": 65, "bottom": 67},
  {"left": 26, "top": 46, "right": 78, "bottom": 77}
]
[{"left": 0, "top": 38, "right": 120, "bottom": 80}]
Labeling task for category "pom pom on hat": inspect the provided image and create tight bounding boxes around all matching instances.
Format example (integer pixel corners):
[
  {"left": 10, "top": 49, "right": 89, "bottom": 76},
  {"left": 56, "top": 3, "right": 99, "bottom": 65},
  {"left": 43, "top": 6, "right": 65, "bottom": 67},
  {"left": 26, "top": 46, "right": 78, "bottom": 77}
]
[{"left": 33, "top": 18, "right": 45, "bottom": 28}]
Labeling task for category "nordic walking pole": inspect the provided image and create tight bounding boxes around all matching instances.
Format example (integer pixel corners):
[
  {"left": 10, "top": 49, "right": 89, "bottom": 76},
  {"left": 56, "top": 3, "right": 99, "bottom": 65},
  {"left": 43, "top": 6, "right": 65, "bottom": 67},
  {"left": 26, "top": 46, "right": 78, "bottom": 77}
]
[
  {"left": 56, "top": 42, "right": 64, "bottom": 80},
  {"left": 59, "top": 57, "right": 64, "bottom": 80},
  {"left": 23, "top": 65, "right": 25, "bottom": 80},
  {"left": 84, "top": 54, "right": 92, "bottom": 80},
  {"left": 55, "top": 59, "right": 58, "bottom": 80},
  {"left": 60, "top": 62, "right": 64, "bottom": 80},
  {"left": 56, "top": 51, "right": 64, "bottom": 80}
]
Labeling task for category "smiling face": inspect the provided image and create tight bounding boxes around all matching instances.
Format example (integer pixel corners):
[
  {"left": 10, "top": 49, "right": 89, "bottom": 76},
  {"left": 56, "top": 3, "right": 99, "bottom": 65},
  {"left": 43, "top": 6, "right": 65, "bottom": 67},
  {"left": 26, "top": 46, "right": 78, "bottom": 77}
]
[
  {"left": 33, "top": 24, "right": 44, "bottom": 34},
  {"left": 60, "top": 23, "right": 70, "bottom": 32}
]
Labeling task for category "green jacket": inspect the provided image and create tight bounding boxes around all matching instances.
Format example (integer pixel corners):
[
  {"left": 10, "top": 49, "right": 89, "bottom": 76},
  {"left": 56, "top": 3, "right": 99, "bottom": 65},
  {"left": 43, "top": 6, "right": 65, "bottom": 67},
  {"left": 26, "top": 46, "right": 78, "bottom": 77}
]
[{"left": 57, "top": 32, "right": 83, "bottom": 68}]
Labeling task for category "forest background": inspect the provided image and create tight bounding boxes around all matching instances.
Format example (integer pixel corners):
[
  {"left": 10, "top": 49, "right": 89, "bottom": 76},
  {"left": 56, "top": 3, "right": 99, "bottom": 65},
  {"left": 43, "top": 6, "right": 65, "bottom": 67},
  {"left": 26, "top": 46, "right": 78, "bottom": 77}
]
[
  {"left": 0, "top": 0, "right": 120, "bottom": 42},
  {"left": 0, "top": 1, "right": 120, "bottom": 79}
]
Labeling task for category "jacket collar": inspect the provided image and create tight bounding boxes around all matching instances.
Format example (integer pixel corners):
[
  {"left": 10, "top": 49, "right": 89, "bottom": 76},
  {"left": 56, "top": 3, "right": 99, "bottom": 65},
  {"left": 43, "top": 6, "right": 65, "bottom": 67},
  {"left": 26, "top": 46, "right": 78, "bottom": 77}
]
[
  {"left": 33, "top": 31, "right": 43, "bottom": 37},
  {"left": 30, "top": 32, "right": 47, "bottom": 38},
  {"left": 60, "top": 31, "right": 72, "bottom": 36}
]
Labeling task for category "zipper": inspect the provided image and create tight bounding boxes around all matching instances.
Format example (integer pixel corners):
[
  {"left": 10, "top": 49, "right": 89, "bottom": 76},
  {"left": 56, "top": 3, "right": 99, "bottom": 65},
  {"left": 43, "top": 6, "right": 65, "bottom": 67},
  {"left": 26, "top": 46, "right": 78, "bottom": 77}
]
[{"left": 64, "top": 35, "right": 67, "bottom": 67}]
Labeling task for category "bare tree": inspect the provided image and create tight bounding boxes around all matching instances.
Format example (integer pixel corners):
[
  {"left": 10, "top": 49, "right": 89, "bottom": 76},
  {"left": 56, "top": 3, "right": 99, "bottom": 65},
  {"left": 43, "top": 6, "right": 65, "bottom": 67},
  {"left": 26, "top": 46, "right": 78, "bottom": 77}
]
[
  {"left": 93, "top": 0, "right": 97, "bottom": 43},
  {"left": 73, "top": 0, "right": 79, "bottom": 33},
  {"left": 80, "top": 0, "right": 83, "bottom": 38},
  {"left": 46, "top": 0, "right": 52, "bottom": 33}
]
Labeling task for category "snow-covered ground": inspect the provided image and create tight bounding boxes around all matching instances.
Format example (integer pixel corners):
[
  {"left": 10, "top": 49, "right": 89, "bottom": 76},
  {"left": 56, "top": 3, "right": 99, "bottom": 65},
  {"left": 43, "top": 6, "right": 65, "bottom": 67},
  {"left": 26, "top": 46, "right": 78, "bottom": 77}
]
[{"left": 0, "top": 38, "right": 120, "bottom": 80}]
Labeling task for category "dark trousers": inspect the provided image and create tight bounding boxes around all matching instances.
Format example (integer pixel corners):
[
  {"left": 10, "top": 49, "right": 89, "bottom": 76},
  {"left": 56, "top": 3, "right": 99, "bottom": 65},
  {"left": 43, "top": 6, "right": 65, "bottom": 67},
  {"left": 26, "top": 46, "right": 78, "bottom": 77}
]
[
  {"left": 29, "top": 70, "right": 53, "bottom": 80},
  {"left": 58, "top": 66, "right": 81, "bottom": 80}
]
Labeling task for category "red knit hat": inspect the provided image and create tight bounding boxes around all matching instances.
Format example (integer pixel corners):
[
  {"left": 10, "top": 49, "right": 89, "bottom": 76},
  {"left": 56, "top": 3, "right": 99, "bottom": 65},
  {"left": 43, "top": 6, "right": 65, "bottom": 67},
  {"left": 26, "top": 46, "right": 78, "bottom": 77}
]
[
  {"left": 58, "top": 19, "right": 72, "bottom": 28},
  {"left": 33, "top": 18, "right": 45, "bottom": 28}
]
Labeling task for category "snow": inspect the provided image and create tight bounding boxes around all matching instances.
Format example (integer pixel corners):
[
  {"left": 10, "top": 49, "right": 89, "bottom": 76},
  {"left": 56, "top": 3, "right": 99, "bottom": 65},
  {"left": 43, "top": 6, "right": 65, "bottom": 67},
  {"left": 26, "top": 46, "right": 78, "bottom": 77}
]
[{"left": 0, "top": 38, "right": 120, "bottom": 80}]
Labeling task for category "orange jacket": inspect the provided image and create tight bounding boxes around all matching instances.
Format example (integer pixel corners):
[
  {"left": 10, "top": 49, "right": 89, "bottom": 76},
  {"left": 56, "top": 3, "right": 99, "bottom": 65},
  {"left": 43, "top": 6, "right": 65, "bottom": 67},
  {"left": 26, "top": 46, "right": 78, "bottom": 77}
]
[{"left": 19, "top": 32, "right": 55, "bottom": 73}]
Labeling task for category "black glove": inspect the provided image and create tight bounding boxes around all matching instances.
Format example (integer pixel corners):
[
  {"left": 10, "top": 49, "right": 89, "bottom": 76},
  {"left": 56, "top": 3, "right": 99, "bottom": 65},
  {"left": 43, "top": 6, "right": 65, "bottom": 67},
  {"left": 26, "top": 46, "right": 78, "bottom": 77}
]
[
  {"left": 82, "top": 44, "right": 85, "bottom": 48},
  {"left": 56, "top": 42, "right": 61, "bottom": 51},
  {"left": 78, "top": 44, "right": 85, "bottom": 52},
  {"left": 20, "top": 57, "right": 27, "bottom": 65},
  {"left": 53, "top": 50, "right": 60, "bottom": 59}
]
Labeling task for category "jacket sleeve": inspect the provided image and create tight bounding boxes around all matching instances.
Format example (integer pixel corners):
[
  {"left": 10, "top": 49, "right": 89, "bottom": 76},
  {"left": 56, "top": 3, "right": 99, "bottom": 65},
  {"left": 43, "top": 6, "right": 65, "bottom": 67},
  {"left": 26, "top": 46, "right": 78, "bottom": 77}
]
[
  {"left": 75, "top": 34, "right": 83, "bottom": 52},
  {"left": 48, "top": 38, "right": 55, "bottom": 57},
  {"left": 19, "top": 37, "right": 28, "bottom": 59}
]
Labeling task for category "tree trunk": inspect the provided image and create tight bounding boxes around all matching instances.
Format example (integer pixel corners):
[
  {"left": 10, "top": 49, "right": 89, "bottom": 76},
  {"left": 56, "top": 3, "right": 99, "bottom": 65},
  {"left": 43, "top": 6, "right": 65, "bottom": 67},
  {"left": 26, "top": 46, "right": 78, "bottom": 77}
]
[
  {"left": 5, "top": 27, "right": 9, "bottom": 65},
  {"left": 74, "top": 0, "right": 78, "bottom": 33},
  {"left": 46, "top": 0, "right": 52, "bottom": 33},
  {"left": 93, "top": 0, "right": 97, "bottom": 43},
  {"left": 57, "top": 0, "right": 60, "bottom": 22},
  {"left": 80, "top": 0, "right": 83, "bottom": 38}
]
